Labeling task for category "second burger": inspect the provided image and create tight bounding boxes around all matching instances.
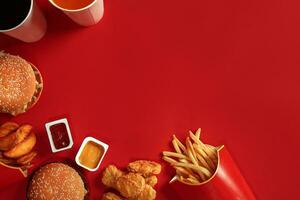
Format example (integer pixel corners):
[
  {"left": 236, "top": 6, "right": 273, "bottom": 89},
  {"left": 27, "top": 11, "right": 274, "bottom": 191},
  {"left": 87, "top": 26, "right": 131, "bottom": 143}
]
[{"left": 0, "top": 52, "right": 43, "bottom": 116}]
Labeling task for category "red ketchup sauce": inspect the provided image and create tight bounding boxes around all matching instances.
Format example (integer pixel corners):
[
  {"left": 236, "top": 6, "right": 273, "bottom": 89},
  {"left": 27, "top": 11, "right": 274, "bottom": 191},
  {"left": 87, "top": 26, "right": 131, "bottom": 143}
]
[{"left": 50, "top": 123, "right": 70, "bottom": 149}]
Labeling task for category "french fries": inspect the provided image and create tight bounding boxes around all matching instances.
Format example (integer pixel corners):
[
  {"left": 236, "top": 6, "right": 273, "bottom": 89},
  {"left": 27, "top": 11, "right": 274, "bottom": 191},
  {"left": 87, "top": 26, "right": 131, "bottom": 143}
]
[
  {"left": 14, "top": 125, "right": 33, "bottom": 145},
  {"left": 0, "top": 122, "right": 38, "bottom": 177},
  {"left": 0, "top": 122, "right": 19, "bottom": 137},
  {"left": 0, "top": 124, "right": 32, "bottom": 151},
  {"left": 4, "top": 132, "right": 36, "bottom": 158},
  {"left": 0, "top": 131, "right": 18, "bottom": 151},
  {"left": 17, "top": 151, "right": 37, "bottom": 165},
  {"left": 162, "top": 128, "right": 219, "bottom": 185}
]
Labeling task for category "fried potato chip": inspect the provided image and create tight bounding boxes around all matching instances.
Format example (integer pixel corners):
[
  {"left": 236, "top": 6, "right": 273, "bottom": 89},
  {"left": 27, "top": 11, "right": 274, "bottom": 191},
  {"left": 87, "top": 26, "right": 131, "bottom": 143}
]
[
  {"left": 0, "top": 124, "right": 32, "bottom": 151},
  {"left": 16, "top": 151, "right": 37, "bottom": 166},
  {"left": 0, "top": 133, "right": 17, "bottom": 151},
  {"left": 4, "top": 132, "right": 36, "bottom": 158},
  {"left": 14, "top": 125, "right": 32, "bottom": 145},
  {"left": 0, "top": 122, "right": 37, "bottom": 177},
  {"left": 0, "top": 122, "right": 19, "bottom": 137}
]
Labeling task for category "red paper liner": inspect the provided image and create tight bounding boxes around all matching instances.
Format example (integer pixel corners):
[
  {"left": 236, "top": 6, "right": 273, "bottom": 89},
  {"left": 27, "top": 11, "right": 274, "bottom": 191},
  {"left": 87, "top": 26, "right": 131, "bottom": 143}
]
[
  {"left": 0, "top": 161, "right": 28, "bottom": 177},
  {"left": 170, "top": 145, "right": 256, "bottom": 200}
]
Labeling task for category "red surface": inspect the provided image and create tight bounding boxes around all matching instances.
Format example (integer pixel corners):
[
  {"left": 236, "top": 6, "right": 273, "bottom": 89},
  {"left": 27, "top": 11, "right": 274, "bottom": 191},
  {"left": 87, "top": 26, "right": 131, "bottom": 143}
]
[
  {"left": 172, "top": 147, "right": 256, "bottom": 200},
  {"left": 0, "top": 0, "right": 299, "bottom": 199}
]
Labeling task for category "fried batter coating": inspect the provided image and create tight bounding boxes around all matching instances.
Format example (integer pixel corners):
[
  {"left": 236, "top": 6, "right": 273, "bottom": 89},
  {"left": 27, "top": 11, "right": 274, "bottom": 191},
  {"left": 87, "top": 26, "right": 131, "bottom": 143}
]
[
  {"left": 102, "top": 192, "right": 124, "bottom": 200},
  {"left": 128, "top": 160, "right": 161, "bottom": 177},
  {"left": 102, "top": 165, "right": 124, "bottom": 188},
  {"left": 116, "top": 173, "right": 145, "bottom": 198},
  {"left": 145, "top": 176, "right": 158, "bottom": 187},
  {"left": 129, "top": 185, "right": 156, "bottom": 200}
]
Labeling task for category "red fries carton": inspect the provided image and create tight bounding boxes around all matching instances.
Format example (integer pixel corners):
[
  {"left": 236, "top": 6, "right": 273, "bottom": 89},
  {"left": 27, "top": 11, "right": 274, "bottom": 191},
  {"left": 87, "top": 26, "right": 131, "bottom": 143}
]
[{"left": 170, "top": 146, "right": 256, "bottom": 200}]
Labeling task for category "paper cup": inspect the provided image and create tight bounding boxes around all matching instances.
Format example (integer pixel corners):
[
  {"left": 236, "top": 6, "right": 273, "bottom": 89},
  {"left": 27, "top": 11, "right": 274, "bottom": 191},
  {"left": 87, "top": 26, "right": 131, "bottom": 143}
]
[
  {"left": 0, "top": 0, "right": 47, "bottom": 43},
  {"left": 170, "top": 146, "right": 256, "bottom": 200},
  {"left": 48, "top": 0, "right": 104, "bottom": 26}
]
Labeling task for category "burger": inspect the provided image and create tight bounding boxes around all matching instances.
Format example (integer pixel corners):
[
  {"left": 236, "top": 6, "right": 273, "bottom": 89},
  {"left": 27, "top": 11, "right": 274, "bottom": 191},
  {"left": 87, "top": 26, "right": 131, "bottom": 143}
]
[
  {"left": 27, "top": 163, "right": 88, "bottom": 200},
  {"left": 0, "top": 52, "right": 43, "bottom": 116}
]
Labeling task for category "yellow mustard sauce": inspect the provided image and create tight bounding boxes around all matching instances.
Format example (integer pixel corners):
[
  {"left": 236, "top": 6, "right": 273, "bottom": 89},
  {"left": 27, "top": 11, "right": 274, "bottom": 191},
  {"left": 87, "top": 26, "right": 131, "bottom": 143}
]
[{"left": 79, "top": 141, "right": 104, "bottom": 169}]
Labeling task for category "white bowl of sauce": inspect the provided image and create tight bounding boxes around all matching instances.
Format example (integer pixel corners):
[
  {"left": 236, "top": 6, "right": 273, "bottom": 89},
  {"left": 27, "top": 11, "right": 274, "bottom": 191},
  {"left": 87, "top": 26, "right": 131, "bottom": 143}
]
[
  {"left": 75, "top": 136, "right": 109, "bottom": 171},
  {"left": 45, "top": 118, "right": 74, "bottom": 153}
]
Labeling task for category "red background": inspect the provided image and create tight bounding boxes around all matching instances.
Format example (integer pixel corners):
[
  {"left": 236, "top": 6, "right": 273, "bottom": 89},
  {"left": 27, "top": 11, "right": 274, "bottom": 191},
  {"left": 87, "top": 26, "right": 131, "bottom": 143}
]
[{"left": 0, "top": 0, "right": 299, "bottom": 199}]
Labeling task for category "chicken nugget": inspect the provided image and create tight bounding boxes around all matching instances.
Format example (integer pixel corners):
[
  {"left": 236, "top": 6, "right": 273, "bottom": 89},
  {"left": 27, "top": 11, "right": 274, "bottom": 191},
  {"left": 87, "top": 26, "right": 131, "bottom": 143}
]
[
  {"left": 145, "top": 176, "right": 158, "bottom": 187},
  {"left": 102, "top": 192, "right": 124, "bottom": 200},
  {"left": 128, "top": 160, "right": 161, "bottom": 177},
  {"left": 116, "top": 173, "right": 145, "bottom": 198},
  {"left": 102, "top": 165, "right": 124, "bottom": 188},
  {"left": 129, "top": 185, "right": 156, "bottom": 200}
]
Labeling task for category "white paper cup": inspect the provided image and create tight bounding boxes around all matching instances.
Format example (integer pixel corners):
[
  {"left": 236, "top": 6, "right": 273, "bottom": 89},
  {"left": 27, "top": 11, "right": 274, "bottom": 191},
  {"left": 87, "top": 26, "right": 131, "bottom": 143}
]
[
  {"left": 49, "top": 0, "right": 104, "bottom": 26},
  {"left": 0, "top": 0, "right": 47, "bottom": 43}
]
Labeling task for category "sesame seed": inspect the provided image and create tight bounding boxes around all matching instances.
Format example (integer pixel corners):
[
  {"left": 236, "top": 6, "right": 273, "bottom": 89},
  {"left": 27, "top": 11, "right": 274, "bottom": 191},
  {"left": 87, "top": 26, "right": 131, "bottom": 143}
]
[
  {"left": 0, "top": 52, "right": 39, "bottom": 115},
  {"left": 27, "top": 163, "right": 86, "bottom": 200}
]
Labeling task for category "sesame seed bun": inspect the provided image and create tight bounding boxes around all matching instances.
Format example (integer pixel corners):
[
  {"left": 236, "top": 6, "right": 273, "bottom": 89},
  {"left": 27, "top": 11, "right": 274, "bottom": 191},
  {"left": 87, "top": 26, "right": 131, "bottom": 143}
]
[
  {"left": 27, "top": 163, "right": 87, "bottom": 200},
  {"left": 0, "top": 52, "right": 43, "bottom": 116}
]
